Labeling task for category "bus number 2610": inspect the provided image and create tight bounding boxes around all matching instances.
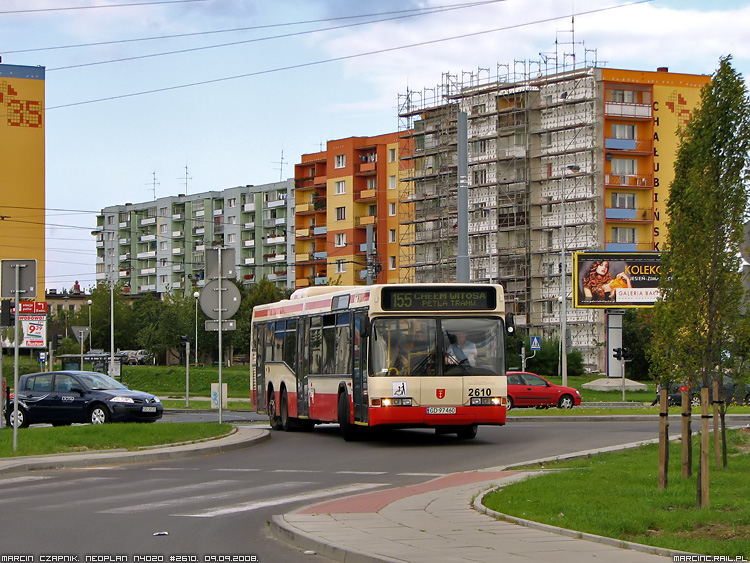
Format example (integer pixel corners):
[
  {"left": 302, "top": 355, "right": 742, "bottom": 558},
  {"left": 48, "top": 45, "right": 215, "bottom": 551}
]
[{"left": 468, "top": 388, "right": 492, "bottom": 397}]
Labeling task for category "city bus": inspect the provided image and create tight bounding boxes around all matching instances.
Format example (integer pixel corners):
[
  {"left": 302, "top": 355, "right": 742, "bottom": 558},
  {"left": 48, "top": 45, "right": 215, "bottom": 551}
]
[{"left": 250, "top": 284, "right": 512, "bottom": 440}]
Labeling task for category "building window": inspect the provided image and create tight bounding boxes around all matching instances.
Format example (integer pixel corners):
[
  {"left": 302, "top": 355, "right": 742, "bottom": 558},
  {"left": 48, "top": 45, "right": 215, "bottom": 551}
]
[
  {"left": 471, "top": 103, "right": 486, "bottom": 115},
  {"left": 335, "top": 207, "right": 346, "bottom": 221},
  {"left": 107, "top": 215, "right": 114, "bottom": 225},
  {"left": 611, "top": 193, "right": 635, "bottom": 209},
  {"left": 160, "top": 241, "right": 168, "bottom": 251},
  {"left": 389, "top": 256, "right": 396, "bottom": 270},
  {"left": 161, "top": 258, "right": 168, "bottom": 267},
  {"left": 367, "top": 178, "right": 377, "bottom": 190},
  {"left": 389, "top": 202, "right": 396, "bottom": 216},
  {"left": 388, "top": 175, "right": 396, "bottom": 190},
  {"left": 161, "top": 275, "right": 168, "bottom": 285},
  {"left": 472, "top": 139, "right": 486, "bottom": 155},
  {"left": 227, "top": 233, "right": 236, "bottom": 244},
  {"left": 335, "top": 259, "right": 346, "bottom": 273},
  {"left": 335, "top": 180, "right": 346, "bottom": 194},
  {"left": 611, "top": 124, "right": 636, "bottom": 139},
  {"left": 159, "top": 207, "right": 168, "bottom": 217},
  {"left": 472, "top": 169, "right": 487, "bottom": 185},
  {"left": 388, "top": 148, "right": 396, "bottom": 162},
  {"left": 389, "top": 229, "right": 396, "bottom": 243},
  {"left": 335, "top": 154, "right": 346, "bottom": 168},
  {"left": 611, "top": 158, "right": 637, "bottom": 175},
  {"left": 227, "top": 197, "right": 237, "bottom": 208},
  {"left": 227, "top": 216, "right": 236, "bottom": 225},
  {"left": 160, "top": 224, "right": 168, "bottom": 234},
  {"left": 335, "top": 233, "right": 346, "bottom": 247},
  {"left": 612, "top": 227, "right": 636, "bottom": 244},
  {"left": 611, "top": 89, "right": 636, "bottom": 103}
]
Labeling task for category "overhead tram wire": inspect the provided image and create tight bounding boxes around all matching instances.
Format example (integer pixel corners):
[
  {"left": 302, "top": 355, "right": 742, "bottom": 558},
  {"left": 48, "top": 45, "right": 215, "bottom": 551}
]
[
  {"left": 45, "top": 0, "right": 652, "bottom": 111},
  {"left": 0, "top": 0, "right": 207, "bottom": 16},
  {"left": 46, "top": 2, "right": 503, "bottom": 72},
  {"left": 5, "top": 1, "right": 503, "bottom": 55}
]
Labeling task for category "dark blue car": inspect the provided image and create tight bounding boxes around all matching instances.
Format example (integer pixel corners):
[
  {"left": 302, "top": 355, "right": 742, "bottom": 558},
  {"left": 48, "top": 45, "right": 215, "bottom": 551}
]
[{"left": 5, "top": 371, "right": 162, "bottom": 428}]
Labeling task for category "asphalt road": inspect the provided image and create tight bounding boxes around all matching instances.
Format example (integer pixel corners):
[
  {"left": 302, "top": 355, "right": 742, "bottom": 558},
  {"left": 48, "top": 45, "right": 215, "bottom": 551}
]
[{"left": 0, "top": 419, "right": 661, "bottom": 562}]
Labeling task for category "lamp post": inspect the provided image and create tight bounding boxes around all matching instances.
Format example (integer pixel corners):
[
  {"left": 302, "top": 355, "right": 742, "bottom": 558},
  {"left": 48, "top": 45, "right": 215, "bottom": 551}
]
[
  {"left": 109, "top": 284, "right": 115, "bottom": 377},
  {"left": 193, "top": 291, "right": 200, "bottom": 365},
  {"left": 87, "top": 299, "right": 93, "bottom": 352},
  {"left": 560, "top": 164, "right": 580, "bottom": 387}
]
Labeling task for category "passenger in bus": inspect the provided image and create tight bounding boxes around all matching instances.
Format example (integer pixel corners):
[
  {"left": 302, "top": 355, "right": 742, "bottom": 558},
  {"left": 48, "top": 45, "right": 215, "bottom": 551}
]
[{"left": 389, "top": 340, "right": 409, "bottom": 374}]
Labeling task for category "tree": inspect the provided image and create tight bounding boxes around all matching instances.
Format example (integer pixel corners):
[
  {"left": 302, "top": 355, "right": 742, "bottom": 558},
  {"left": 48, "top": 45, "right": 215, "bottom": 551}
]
[{"left": 650, "top": 56, "right": 750, "bottom": 500}]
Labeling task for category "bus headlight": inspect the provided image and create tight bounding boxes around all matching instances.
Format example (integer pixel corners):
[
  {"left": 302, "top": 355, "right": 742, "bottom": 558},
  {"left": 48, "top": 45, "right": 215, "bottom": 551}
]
[
  {"left": 377, "top": 397, "right": 412, "bottom": 407},
  {"left": 471, "top": 397, "right": 503, "bottom": 406}
]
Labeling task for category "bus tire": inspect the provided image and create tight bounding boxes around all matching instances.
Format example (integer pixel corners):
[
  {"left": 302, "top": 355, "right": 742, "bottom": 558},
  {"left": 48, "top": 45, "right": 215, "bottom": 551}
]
[
  {"left": 456, "top": 424, "right": 478, "bottom": 440},
  {"left": 338, "top": 392, "right": 358, "bottom": 442},
  {"left": 280, "top": 389, "right": 291, "bottom": 432},
  {"left": 268, "top": 389, "right": 282, "bottom": 430}
]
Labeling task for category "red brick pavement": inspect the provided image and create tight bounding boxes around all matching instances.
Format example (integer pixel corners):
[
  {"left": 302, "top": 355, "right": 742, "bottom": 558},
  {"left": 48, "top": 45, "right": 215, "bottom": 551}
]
[{"left": 299, "top": 470, "right": 520, "bottom": 514}]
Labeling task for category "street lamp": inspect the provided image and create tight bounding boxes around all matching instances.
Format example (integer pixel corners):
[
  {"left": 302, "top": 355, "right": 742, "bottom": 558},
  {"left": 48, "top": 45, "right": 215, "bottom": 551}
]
[
  {"left": 193, "top": 291, "right": 200, "bottom": 365},
  {"left": 560, "top": 164, "right": 580, "bottom": 387},
  {"left": 87, "top": 299, "right": 93, "bottom": 352}
]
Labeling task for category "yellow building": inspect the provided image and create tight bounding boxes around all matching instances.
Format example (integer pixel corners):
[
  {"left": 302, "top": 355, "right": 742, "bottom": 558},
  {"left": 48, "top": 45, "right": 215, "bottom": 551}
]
[{"left": 0, "top": 64, "right": 46, "bottom": 295}]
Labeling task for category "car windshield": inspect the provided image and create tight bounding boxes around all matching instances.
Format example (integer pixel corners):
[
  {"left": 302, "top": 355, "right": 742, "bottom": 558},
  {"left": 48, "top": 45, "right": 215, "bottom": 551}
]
[
  {"left": 75, "top": 372, "right": 128, "bottom": 391},
  {"left": 371, "top": 317, "right": 503, "bottom": 376}
]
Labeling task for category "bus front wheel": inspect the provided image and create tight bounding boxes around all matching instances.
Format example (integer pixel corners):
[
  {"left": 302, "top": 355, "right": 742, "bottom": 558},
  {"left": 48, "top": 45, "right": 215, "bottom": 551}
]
[
  {"left": 338, "top": 392, "right": 358, "bottom": 442},
  {"left": 456, "top": 424, "right": 478, "bottom": 440}
]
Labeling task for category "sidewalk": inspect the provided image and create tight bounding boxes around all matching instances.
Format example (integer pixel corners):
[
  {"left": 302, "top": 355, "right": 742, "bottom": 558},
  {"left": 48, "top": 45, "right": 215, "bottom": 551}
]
[{"left": 272, "top": 467, "right": 690, "bottom": 563}]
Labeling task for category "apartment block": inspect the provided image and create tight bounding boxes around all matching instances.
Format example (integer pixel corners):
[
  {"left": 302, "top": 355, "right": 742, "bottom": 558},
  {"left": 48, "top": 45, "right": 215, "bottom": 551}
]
[
  {"left": 95, "top": 181, "right": 295, "bottom": 295},
  {"left": 294, "top": 133, "right": 407, "bottom": 287},
  {"left": 399, "top": 64, "right": 708, "bottom": 371}
]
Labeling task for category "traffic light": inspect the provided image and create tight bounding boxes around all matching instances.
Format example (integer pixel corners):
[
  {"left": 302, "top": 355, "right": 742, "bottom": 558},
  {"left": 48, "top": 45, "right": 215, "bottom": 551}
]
[
  {"left": 622, "top": 348, "right": 633, "bottom": 361},
  {"left": 613, "top": 347, "right": 623, "bottom": 360},
  {"left": 51, "top": 333, "right": 63, "bottom": 351}
]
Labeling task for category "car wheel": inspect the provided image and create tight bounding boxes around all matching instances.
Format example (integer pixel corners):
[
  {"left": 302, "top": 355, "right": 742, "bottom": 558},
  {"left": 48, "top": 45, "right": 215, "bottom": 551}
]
[
  {"left": 690, "top": 394, "right": 701, "bottom": 408},
  {"left": 506, "top": 396, "right": 514, "bottom": 410},
  {"left": 89, "top": 404, "right": 110, "bottom": 424},
  {"left": 558, "top": 394, "right": 575, "bottom": 409},
  {"left": 267, "top": 390, "right": 282, "bottom": 430},
  {"left": 744, "top": 394, "right": 750, "bottom": 406},
  {"left": 456, "top": 423, "right": 478, "bottom": 440},
  {"left": 7, "top": 407, "right": 30, "bottom": 428},
  {"left": 280, "top": 389, "right": 291, "bottom": 432}
]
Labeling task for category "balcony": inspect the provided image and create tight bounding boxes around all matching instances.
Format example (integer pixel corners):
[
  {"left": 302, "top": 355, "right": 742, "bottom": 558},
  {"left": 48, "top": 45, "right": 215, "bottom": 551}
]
[
  {"left": 355, "top": 188, "right": 377, "bottom": 201},
  {"left": 605, "top": 174, "right": 652, "bottom": 188},
  {"left": 356, "top": 215, "right": 377, "bottom": 227},
  {"left": 119, "top": 270, "right": 129, "bottom": 278},
  {"left": 295, "top": 253, "right": 310, "bottom": 262},
  {"left": 243, "top": 239, "right": 255, "bottom": 248},
  {"left": 314, "top": 276, "right": 328, "bottom": 285},
  {"left": 244, "top": 257, "right": 255, "bottom": 265},
  {"left": 119, "top": 221, "right": 130, "bottom": 229},
  {"left": 267, "top": 199, "right": 286, "bottom": 208},
  {"left": 605, "top": 207, "right": 654, "bottom": 221},
  {"left": 172, "top": 230, "right": 183, "bottom": 238},
  {"left": 172, "top": 264, "right": 184, "bottom": 272},
  {"left": 140, "top": 217, "right": 156, "bottom": 226},
  {"left": 193, "top": 227, "right": 205, "bottom": 235},
  {"left": 605, "top": 138, "right": 651, "bottom": 152},
  {"left": 266, "top": 253, "right": 286, "bottom": 263},
  {"left": 312, "top": 251, "right": 327, "bottom": 260},
  {"left": 243, "top": 222, "right": 255, "bottom": 230},
  {"left": 172, "top": 247, "right": 184, "bottom": 255},
  {"left": 604, "top": 102, "right": 652, "bottom": 119},
  {"left": 266, "top": 235, "right": 286, "bottom": 244},
  {"left": 213, "top": 208, "right": 223, "bottom": 216},
  {"left": 139, "top": 267, "right": 156, "bottom": 275},
  {"left": 172, "top": 213, "right": 184, "bottom": 221},
  {"left": 139, "top": 234, "right": 156, "bottom": 243},
  {"left": 313, "top": 226, "right": 327, "bottom": 236},
  {"left": 136, "top": 250, "right": 157, "bottom": 259},
  {"left": 296, "top": 228, "right": 310, "bottom": 238},
  {"left": 195, "top": 244, "right": 206, "bottom": 252},
  {"left": 95, "top": 240, "right": 104, "bottom": 248},
  {"left": 119, "top": 253, "right": 130, "bottom": 261},
  {"left": 605, "top": 241, "right": 654, "bottom": 252},
  {"left": 296, "top": 203, "right": 311, "bottom": 214},
  {"left": 243, "top": 202, "right": 255, "bottom": 212}
]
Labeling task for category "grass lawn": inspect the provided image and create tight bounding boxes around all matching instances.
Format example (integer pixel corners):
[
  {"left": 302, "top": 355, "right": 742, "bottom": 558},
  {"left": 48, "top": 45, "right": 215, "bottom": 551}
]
[
  {"left": 0, "top": 422, "right": 234, "bottom": 457},
  {"left": 483, "top": 428, "right": 750, "bottom": 556}
]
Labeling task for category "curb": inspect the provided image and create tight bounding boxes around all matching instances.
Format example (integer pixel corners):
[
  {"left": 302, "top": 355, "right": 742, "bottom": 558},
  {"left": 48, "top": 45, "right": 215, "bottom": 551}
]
[{"left": 0, "top": 426, "right": 270, "bottom": 475}]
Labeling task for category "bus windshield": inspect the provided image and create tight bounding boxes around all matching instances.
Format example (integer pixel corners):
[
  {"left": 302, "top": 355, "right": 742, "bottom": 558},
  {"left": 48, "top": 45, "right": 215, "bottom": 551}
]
[{"left": 371, "top": 317, "right": 504, "bottom": 377}]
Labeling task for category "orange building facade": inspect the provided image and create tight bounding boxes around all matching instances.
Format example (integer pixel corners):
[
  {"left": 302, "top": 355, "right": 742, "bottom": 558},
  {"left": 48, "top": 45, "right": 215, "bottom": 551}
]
[{"left": 294, "top": 133, "right": 407, "bottom": 288}]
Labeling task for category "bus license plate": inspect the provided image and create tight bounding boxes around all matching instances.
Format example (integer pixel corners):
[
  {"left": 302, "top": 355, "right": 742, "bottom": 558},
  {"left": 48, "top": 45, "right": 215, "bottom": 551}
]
[
  {"left": 142, "top": 406, "right": 157, "bottom": 413},
  {"left": 427, "top": 407, "right": 456, "bottom": 414}
]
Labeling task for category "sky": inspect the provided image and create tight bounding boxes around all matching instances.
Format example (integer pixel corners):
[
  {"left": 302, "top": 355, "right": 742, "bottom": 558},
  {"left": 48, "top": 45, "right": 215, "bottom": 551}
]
[{"left": 1, "top": 0, "right": 749, "bottom": 292}]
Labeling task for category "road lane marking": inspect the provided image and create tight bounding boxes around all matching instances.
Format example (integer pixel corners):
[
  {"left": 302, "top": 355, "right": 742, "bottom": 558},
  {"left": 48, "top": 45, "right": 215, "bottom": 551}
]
[{"left": 174, "top": 482, "right": 387, "bottom": 517}]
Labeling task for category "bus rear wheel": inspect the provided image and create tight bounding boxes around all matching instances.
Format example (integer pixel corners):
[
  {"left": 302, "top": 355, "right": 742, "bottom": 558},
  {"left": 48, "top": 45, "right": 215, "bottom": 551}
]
[
  {"left": 280, "top": 390, "right": 291, "bottom": 432},
  {"left": 268, "top": 391, "right": 282, "bottom": 430}
]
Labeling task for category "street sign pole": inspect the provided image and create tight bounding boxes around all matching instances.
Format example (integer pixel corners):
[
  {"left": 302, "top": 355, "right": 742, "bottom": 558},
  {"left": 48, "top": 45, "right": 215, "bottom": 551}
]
[
  {"left": 13, "top": 264, "right": 22, "bottom": 451},
  {"left": 217, "top": 247, "right": 223, "bottom": 424}
]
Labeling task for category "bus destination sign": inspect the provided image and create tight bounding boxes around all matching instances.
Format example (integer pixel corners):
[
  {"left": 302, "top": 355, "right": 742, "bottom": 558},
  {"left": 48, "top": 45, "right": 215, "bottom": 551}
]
[{"left": 381, "top": 286, "right": 496, "bottom": 311}]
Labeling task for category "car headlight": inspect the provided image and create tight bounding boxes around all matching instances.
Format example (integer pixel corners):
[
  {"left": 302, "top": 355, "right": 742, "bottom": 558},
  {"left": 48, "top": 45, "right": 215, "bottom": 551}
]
[{"left": 110, "top": 396, "right": 135, "bottom": 403}]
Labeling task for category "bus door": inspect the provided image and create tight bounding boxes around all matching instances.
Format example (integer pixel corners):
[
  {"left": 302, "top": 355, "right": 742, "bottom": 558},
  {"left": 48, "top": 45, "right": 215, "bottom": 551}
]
[
  {"left": 352, "top": 313, "right": 368, "bottom": 423},
  {"left": 296, "top": 317, "right": 310, "bottom": 418},
  {"left": 253, "top": 324, "right": 266, "bottom": 413}
]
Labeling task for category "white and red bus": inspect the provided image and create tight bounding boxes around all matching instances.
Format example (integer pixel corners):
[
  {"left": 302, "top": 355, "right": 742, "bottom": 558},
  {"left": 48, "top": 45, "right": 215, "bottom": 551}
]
[{"left": 251, "top": 284, "right": 512, "bottom": 440}]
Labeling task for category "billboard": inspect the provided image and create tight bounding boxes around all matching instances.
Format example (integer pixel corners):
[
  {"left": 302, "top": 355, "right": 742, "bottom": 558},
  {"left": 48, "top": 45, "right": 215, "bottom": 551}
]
[{"left": 573, "top": 252, "right": 662, "bottom": 308}]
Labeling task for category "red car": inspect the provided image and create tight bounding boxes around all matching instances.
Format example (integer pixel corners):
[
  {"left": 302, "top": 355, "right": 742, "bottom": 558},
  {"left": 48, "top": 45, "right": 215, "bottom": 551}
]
[{"left": 506, "top": 371, "right": 581, "bottom": 409}]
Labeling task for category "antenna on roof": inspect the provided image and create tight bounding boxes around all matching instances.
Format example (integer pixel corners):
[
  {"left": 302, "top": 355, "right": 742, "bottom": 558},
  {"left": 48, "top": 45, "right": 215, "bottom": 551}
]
[
  {"left": 147, "top": 171, "right": 159, "bottom": 200},
  {"left": 178, "top": 164, "right": 192, "bottom": 194},
  {"left": 273, "top": 148, "right": 287, "bottom": 182}
]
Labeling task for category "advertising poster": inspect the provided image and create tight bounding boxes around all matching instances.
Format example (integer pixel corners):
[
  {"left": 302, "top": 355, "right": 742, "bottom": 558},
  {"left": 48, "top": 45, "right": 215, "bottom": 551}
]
[{"left": 573, "top": 252, "right": 662, "bottom": 308}]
